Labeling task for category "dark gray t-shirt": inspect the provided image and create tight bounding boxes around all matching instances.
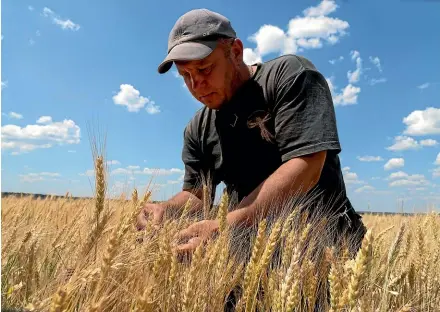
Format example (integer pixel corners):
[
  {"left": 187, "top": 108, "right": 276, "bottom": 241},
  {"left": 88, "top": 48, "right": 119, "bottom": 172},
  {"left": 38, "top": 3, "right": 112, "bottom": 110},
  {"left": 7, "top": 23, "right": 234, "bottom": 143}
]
[{"left": 181, "top": 54, "right": 359, "bottom": 220}]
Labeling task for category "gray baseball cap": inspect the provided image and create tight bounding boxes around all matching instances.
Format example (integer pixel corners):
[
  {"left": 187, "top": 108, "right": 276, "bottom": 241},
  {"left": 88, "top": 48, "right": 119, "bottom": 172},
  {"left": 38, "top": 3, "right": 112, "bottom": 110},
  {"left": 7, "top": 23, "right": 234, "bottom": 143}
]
[{"left": 157, "top": 9, "right": 237, "bottom": 74}]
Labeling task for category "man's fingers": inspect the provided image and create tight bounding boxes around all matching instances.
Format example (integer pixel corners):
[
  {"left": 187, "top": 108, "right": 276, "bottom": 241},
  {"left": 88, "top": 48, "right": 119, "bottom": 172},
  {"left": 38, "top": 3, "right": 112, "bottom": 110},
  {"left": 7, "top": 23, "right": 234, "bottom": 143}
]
[
  {"left": 174, "top": 225, "right": 197, "bottom": 243},
  {"left": 175, "top": 237, "right": 202, "bottom": 253}
]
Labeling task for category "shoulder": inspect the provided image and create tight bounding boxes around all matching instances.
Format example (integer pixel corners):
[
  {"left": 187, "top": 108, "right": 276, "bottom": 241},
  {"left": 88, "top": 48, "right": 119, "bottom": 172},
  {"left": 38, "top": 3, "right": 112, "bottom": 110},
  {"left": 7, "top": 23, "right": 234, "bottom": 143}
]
[{"left": 258, "top": 54, "right": 320, "bottom": 83}]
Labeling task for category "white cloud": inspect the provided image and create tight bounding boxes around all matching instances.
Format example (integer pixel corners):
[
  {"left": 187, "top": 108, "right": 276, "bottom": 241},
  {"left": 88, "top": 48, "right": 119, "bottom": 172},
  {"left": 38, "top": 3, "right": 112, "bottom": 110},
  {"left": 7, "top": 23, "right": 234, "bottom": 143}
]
[
  {"left": 384, "top": 158, "right": 404, "bottom": 170},
  {"left": 369, "top": 56, "right": 382, "bottom": 72},
  {"left": 68, "top": 150, "right": 76, "bottom": 153},
  {"left": 20, "top": 172, "right": 60, "bottom": 183},
  {"left": 79, "top": 169, "right": 94, "bottom": 177},
  {"left": 3, "top": 142, "right": 52, "bottom": 155},
  {"left": 113, "top": 84, "right": 160, "bottom": 114},
  {"left": 433, "top": 167, "right": 440, "bottom": 178},
  {"left": 2, "top": 112, "right": 24, "bottom": 120},
  {"left": 417, "top": 82, "right": 430, "bottom": 90},
  {"left": 107, "top": 160, "right": 121, "bottom": 165},
  {"left": 357, "top": 155, "right": 383, "bottom": 162},
  {"left": 369, "top": 78, "right": 387, "bottom": 86},
  {"left": 420, "top": 139, "right": 438, "bottom": 147},
  {"left": 355, "top": 185, "right": 375, "bottom": 193},
  {"left": 386, "top": 135, "right": 438, "bottom": 151},
  {"left": 329, "top": 56, "right": 343, "bottom": 64},
  {"left": 43, "top": 7, "right": 80, "bottom": 31},
  {"left": 1, "top": 116, "right": 80, "bottom": 154},
  {"left": 244, "top": 0, "right": 349, "bottom": 61},
  {"left": 243, "top": 48, "right": 262, "bottom": 65},
  {"left": 386, "top": 136, "right": 419, "bottom": 151},
  {"left": 342, "top": 166, "right": 364, "bottom": 185},
  {"left": 403, "top": 107, "right": 440, "bottom": 136},
  {"left": 347, "top": 50, "right": 362, "bottom": 84},
  {"left": 28, "top": 6, "right": 34, "bottom": 11},
  {"left": 389, "top": 173, "right": 429, "bottom": 187},
  {"left": 110, "top": 166, "right": 184, "bottom": 176},
  {"left": 333, "top": 83, "right": 361, "bottom": 106},
  {"left": 1, "top": 81, "right": 7, "bottom": 89},
  {"left": 388, "top": 171, "right": 409, "bottom": 180},
  {"left": 37, "top": 116, "right": 52, "bottom": 124},
  {"left": 248, "top": 25, "right": 289, "bottom": 56},
  {"left": 145, "top": 100, "right": 160, "bottom": 114},
  {"left": 29, "top": 39, "right": 35, "bottom": 46},
  {"left": 303, "top": 0, "right": 338, "bottom": 16},
  {"left": 435, "top": 152, "right": 440, "bottom": 165}
]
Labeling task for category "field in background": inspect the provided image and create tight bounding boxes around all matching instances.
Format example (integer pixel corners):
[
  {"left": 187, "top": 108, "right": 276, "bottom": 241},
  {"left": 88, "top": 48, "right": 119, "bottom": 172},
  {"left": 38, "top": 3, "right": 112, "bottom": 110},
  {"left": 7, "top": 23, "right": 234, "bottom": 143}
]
[{"left": 2, "top": 193, "right": 439, "bottom": 311}]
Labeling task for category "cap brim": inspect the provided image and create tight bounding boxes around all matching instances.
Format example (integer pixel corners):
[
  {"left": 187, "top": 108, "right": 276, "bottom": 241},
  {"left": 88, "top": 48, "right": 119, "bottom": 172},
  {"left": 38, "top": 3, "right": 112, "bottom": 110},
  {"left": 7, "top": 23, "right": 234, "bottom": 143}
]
[{"left": 157, "top": 40, "right": 218, "bottom": 74}]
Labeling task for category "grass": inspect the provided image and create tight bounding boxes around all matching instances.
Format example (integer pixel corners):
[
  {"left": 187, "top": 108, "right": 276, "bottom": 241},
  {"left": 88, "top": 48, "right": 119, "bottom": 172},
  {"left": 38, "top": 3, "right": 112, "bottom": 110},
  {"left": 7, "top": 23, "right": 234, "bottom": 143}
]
[{"left": 1, "top": 151, "right": 439, "bottom": 311}]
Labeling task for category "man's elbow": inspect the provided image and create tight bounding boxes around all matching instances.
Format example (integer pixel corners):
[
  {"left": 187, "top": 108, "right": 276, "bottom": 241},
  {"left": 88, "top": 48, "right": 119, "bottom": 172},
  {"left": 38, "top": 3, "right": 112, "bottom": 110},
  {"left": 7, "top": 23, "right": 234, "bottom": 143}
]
[
  {"left": 309, "top": 150, "right": 326, "bottom": 186},
  {"left": 297, "top": 150, "right": 327, "bottom": 189}
]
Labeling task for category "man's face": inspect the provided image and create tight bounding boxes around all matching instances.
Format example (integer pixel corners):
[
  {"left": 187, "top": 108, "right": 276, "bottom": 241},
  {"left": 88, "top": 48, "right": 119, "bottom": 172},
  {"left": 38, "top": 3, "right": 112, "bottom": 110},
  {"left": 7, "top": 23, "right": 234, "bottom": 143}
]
[{"left": 175, "top": 38, "right": 243, "bottom": 110}]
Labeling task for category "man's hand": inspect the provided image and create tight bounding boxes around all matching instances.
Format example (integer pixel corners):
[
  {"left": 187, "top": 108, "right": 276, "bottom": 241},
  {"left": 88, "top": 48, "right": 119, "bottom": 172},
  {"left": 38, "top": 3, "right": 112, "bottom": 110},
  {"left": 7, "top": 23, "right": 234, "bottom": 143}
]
[
  {"left": 173, "top": 219, "right": 220, "bottom": 255},
  {"left": 136, "top": 203, "right": 166, "bottom": 231}
]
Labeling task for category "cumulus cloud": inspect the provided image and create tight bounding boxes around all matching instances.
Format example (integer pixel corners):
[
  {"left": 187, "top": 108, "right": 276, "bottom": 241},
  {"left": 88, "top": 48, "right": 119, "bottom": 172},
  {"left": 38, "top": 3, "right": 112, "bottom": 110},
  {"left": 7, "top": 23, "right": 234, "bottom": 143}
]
[
  {"left": 388, "top": 171, "right": 409, "bottom": 180},
  {"left": 110, "top": 166, "right": 184, "bottom": 176},
  {"left": 107, "top": 160, "right": 121, "bottom": 166},
  {"left": 369, "top": 56, "right": 382, "bottom": 72},
  {"left": 1, "top": 116, "right": 80, "bottom": 154},
  {"left": 386, "top": 135, "right": 438, "bottom": 151},
  {"left": 79, "top": 169, "right": 95, "bottom": 177},
  {"left": 347, "top": 50, "right": 362, "bottom": 84},
  {"left": 2, "top": 112, "right": 23, "bottom": 120},
  {"left": 37, "top": 116, "right": 52, "bottom": 124},
  {"left": 354, "top": 185, "right": 375, "bottom": 193},
  {"left": 1, "top": 81, "right": 7, "bottom": 89},
  {"left": 369, "top": 78, "right": 387, "bottom": 86},
  {"left": 417, "top": 82, "right": 430, "bottom": 90},
  {"left": 113, "top": 84, "right": 160, "bottom": 114},
  {"left": 43, "top": 7, "right": 80, "bottom": 31},
  {"left": 342, "top": 166, "right": 364, "bottom": 185},
  {"left": 20, "top": 172, "right": 61, "bottom": 183},
  {"left": 384, "top": 158, "right": 404, "bottom": 170},
  {"left": 243, "top": 0, "right": 349, "bottom": 63},
  {"left": 357, "top": 155, "right": 384, "bottom": 162},
  {"left": 329, "top": 56, "right": 344, "bottom": 64},
  {"left": 331, "top": 81, "right": 361, "bottom": 106},
  {"left": 243, "top": 48, "right": 262, "bottom": 65},
  {"left": 388, "top": 173, "right": 429, "bottom": 187},
  {"left": 386, "top": 136, "right": 419, "bottom": 151},
  {"left": 402, "top": 107, "right": 440, "bottom": 136},
  {"left": 435, "top": 152, "right": 440, "bottom": 165},
  {"left": 420, "top": 139, "right": 438, "bottom": 147}
]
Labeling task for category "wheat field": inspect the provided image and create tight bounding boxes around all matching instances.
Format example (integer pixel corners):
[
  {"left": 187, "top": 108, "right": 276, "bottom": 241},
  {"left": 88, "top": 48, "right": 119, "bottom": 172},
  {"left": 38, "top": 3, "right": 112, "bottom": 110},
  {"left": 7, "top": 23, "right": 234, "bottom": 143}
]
[{"left": 1, "top": 154, "right": 439, "bottom": 312}]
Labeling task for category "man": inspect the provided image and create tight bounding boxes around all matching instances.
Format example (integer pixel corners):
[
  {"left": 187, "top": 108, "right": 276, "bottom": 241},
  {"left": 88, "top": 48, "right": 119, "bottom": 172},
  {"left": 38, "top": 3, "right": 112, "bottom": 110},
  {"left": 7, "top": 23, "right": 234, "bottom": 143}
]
[{"left": 136, "top": 8, "right": 366, "bottom": 258}]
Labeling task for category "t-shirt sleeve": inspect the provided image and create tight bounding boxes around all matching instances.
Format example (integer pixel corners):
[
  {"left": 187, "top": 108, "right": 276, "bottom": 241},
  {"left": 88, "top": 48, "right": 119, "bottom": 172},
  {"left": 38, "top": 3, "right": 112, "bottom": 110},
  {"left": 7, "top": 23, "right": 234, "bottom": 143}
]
[
  {"left": 273, "top": 68, "right": 341, "bottom": 163},
  {"left": 181, "top": 123, "right": 204, "bottom": 191}
]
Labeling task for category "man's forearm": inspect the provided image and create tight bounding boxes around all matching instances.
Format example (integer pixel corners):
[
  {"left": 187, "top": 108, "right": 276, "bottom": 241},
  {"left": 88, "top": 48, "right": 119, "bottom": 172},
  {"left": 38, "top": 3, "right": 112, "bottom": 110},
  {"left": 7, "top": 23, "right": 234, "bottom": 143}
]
[
  {"left": 159, "top": 190, "right": 203, "bottom": 215},
  {"left": 226, "top": 151, "right": 326, "bottom": 227}
]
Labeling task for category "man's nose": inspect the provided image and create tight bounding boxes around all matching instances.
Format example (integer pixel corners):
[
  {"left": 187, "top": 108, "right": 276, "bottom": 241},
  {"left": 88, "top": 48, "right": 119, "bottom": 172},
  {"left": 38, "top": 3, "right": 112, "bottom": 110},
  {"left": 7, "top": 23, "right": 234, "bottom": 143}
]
[{"left": 190, "top": 74, "right": 205, "bottom": 92}]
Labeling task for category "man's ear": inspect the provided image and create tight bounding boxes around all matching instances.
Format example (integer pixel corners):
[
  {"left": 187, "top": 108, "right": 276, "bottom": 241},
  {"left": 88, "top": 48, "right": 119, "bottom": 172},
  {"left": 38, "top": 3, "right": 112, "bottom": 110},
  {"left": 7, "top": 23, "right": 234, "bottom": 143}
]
[{"left": 231, "top": 38, "right": 244, "bottom": 61}]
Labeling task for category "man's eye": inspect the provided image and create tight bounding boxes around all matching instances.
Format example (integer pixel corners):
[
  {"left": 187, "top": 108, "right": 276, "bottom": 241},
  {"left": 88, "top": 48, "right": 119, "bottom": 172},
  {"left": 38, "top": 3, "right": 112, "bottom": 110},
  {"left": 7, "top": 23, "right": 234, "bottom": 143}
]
[{"left": 200, "top": 66, "right": 212, "bottom": 74}]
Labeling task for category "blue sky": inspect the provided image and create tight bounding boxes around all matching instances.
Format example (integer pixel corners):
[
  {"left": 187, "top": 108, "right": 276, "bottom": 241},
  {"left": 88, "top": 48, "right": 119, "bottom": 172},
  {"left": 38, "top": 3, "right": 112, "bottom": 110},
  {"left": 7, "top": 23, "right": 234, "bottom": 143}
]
[{"left": 1, "top": 0, "right": 439, "bottom": 212}]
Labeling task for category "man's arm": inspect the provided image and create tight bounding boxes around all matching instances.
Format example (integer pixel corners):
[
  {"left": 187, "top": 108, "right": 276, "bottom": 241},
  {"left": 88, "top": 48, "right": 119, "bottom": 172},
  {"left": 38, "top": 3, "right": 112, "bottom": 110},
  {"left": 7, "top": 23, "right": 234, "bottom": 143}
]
[
  {"left": 226, "top": 150, "right": 326, "bottom": 227},
  {"left": 160, "top": 189, "right": 204, "bottom": 216}
]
